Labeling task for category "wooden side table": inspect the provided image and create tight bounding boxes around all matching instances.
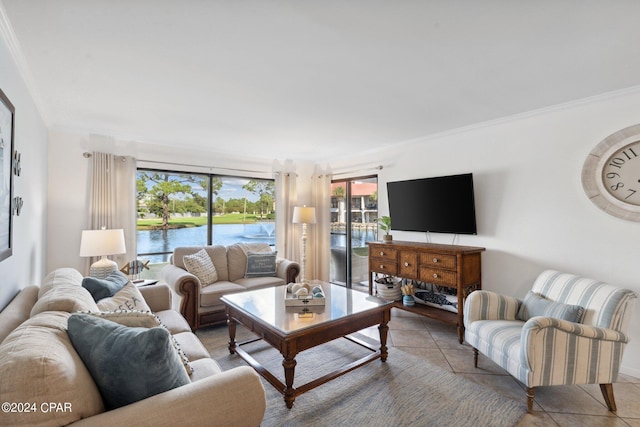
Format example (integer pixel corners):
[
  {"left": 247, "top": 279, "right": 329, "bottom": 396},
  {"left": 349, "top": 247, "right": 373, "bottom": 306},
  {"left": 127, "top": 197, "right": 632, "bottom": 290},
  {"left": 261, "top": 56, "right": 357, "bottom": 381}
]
[{"left": 132, "top": 279, "right": 158, "bottom": 287}]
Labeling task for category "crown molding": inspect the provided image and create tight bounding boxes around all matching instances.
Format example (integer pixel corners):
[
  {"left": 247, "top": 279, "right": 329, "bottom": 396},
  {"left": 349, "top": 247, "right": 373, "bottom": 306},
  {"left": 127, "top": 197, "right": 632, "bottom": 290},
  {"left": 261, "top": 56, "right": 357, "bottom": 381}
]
[
  {"left": 429, "top": 84, "right": 640, "bottom": 141},
  {"left": 0, "top": 1, "right": 49, "bottom": 124}
]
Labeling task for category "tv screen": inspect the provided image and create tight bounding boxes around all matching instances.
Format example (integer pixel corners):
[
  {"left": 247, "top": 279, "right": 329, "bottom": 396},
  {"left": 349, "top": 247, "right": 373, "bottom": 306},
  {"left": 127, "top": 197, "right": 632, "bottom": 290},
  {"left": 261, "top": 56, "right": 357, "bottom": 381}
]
[{"left": 386, "top": 173, "right": 477, "bottom": 235}]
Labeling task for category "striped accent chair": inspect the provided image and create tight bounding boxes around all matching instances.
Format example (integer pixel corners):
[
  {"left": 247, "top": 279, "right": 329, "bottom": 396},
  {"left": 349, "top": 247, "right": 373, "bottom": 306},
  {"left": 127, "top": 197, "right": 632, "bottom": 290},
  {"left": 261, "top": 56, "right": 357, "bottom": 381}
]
[{"left": 464, "top": 270, "right": 637, "bottom": 413}]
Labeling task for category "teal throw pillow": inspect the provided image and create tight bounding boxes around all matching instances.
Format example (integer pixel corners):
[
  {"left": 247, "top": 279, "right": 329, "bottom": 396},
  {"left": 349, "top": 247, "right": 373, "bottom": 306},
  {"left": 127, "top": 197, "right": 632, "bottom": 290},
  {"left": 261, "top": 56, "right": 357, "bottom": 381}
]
[
  {"left": 67, "top": 313, "right": 190, "bottom": 410},
  {"left": 516, "top": 291, "right": 584, "bottom": 323},
  {"left": 82, "top": 270, "right": 129, "bottom": 302},
  {"left": 245, "top": 251, "right": 278, "bottom": 278}
]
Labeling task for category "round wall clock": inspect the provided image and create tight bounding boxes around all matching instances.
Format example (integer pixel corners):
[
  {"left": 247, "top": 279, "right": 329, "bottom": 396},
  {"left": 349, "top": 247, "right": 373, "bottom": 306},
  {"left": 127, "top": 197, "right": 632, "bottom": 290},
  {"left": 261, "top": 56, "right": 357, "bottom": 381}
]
[{"left": 582, "top": 124, "right": 640, "bottom": 221}]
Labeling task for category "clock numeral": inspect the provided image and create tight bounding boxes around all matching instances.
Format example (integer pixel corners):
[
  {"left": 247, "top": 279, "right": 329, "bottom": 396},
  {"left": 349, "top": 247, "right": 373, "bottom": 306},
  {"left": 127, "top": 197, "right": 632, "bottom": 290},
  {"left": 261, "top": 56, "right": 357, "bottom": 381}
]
[
  {"left": 608, "top": 148, "right": 638, "bottom": 169},
  {"left": 610, "top": 182, "right": 624, "bottom": 192},
  {"left": 606, "top": 172, "right": 620, "bottom": 179},
  {"left": 625, "top": 189, "right": 637, "bottom": 200},
  {"left": 623, "top": 147, "right": 638, "bottom": 160},
  {"left": 608, "top": 159, "right": 624, "bottom": 169}
]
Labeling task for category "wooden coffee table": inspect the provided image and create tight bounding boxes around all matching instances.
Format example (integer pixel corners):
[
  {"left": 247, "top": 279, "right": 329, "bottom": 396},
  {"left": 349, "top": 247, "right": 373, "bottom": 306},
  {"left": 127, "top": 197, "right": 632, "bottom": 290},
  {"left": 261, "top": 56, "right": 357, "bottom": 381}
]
[{"left": 221, "top": 281, "right": 392, "bottom": 408}]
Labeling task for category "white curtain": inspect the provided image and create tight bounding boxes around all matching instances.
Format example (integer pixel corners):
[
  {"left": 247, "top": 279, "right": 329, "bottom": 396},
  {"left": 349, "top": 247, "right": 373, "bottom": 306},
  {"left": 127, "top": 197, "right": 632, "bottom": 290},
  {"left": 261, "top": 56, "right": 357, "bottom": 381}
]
[
  {"left": 86, "top": 151, "right": 137, "bottom": 273},
  {"left": 308, "top": 164, "right": 332, "bottom": 282},
  {"left": 273, "top": 160, "right": 298, "bottom": 262}
]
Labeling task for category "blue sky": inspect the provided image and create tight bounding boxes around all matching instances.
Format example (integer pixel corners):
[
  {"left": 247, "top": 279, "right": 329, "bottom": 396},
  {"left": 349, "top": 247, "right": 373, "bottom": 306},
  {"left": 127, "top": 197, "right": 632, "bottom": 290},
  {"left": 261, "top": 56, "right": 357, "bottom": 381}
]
[{"left": 137, "top": 171, "right": 265, "bottom": 202}]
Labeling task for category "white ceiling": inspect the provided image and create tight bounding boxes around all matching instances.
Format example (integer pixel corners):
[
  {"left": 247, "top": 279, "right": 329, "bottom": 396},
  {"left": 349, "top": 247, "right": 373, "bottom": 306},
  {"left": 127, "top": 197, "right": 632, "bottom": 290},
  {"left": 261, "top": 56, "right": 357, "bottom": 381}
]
[{"left": 3, "top": 1, "right": 640, "bottom": 162}]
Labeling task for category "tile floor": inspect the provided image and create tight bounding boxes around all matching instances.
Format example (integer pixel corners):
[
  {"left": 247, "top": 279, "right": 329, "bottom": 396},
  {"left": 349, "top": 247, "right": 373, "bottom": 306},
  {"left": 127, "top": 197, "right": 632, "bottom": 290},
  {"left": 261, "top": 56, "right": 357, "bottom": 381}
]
[{"left": 357, "top": 308, "right": 640, "bottom": 427}]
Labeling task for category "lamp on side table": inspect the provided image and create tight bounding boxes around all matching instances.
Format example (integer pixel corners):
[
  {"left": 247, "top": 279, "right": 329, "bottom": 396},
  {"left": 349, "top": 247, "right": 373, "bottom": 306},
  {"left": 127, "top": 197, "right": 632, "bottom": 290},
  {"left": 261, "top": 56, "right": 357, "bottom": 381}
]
[
  {"left": 80, "top": 228, "right": 126, "bottom": 278},
  {"left": 292, "top": 206, "right": 316, "bottom": 284}
]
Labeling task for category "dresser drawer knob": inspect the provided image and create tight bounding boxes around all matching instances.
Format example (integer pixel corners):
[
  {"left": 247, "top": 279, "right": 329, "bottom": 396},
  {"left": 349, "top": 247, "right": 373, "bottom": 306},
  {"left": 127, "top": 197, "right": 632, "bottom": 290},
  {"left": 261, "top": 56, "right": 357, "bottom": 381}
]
[
  {"left": 380, "top": 265, "right": 384, "bottom": 269},
  {"left": 433, "top": 258, "right": 439, "bottom": 263},
  {"left": 433, "top": 273, "right": 439, "bottom": 279},
  {"left": 380, "top": 251, "right": 384, "bottom": 256},
  {"left": 404, "top": 262, "right": 409, "bottom": 267}
]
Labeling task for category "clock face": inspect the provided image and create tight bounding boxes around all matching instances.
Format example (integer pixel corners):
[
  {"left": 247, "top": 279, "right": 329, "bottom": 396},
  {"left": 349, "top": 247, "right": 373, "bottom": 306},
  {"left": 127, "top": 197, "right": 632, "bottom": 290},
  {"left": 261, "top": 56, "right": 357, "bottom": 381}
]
[
  {"left": 582, "top": 124, "right": 640, "bottom": 221},
  {"left": 601, "top": 140, "right": 640, "bottom": 206}
]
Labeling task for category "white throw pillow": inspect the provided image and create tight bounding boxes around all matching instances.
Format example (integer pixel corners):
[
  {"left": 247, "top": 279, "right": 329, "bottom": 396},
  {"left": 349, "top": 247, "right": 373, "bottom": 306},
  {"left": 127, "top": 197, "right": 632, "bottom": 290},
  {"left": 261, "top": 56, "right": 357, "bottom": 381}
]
[
  {"left": 183, "top": 249, "right": 218, "bottom": 286},
  {"left": 96, "top": 282, "right": 151, "bottom": 312}
]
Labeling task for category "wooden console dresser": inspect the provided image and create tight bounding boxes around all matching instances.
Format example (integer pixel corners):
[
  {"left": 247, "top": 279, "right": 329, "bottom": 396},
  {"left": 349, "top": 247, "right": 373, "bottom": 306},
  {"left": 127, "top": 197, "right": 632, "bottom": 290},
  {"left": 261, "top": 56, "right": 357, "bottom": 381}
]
[{"left": 367, "top": 240, "right": 485, "bottom": 343}]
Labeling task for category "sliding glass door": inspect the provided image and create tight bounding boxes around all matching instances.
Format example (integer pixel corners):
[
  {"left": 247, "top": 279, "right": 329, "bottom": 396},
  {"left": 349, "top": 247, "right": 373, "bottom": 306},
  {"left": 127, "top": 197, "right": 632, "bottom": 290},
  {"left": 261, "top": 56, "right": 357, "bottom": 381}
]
[{"left": 329, "top": 176, "right": 378, "bottom": 290}]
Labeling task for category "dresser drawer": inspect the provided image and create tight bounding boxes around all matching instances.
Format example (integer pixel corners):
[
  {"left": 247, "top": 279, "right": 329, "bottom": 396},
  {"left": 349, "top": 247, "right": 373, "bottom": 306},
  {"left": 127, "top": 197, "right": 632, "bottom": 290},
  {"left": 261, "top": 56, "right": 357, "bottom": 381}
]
[
  {"left": 370, "top": 258, "right": 397, "bottom": 275},
  {"left": 398, "top": 251, "right": 418, "bottom": 279},
  {"left": 420, "top": 253, "right": 456, "bottom": 270},
  {"left": 420, "top": 268, "right": 457, "bottom": 287},
  {"left": 370, "top": 246, "right": 397, "bottom": 262}
]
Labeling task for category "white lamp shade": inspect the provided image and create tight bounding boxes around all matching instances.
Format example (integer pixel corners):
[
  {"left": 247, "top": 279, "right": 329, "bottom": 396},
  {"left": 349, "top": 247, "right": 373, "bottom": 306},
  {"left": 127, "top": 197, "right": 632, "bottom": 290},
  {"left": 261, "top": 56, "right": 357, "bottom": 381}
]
[
  {"left": 79, "top": 229, "right": 127, "bottom": 257},
  {"left": 292, "top": 206, "right": 316, "bottom": 224}
]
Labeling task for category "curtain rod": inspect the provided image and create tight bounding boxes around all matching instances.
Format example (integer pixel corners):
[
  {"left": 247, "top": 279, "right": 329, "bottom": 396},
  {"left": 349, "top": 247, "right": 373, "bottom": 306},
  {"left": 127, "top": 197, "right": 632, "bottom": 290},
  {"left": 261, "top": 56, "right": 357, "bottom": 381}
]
[
  {"left": 82, "top": 152, "right": 272, "bottom": 175},
  {"left": 83, "top": 152, "right": 382, "bottom": 176},
  {"left": 332, "top": 165, "right": 384, "bottom": 176}
]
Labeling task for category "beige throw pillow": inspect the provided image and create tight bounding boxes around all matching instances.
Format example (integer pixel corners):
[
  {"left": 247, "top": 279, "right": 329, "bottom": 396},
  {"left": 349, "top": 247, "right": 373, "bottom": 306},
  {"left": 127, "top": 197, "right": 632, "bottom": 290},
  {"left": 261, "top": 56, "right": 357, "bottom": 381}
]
[
  {"left": 84, "top": 310, "right": 162, "bottom": 328},
  {"left": 183, "top": 249, "right": 218, "bottom": 286},
  {"left": 96, "top": 282, "right": 151, "bottom": 312},
  {"left": 31, "top": 284, "right": 99, "bottom": 317}
]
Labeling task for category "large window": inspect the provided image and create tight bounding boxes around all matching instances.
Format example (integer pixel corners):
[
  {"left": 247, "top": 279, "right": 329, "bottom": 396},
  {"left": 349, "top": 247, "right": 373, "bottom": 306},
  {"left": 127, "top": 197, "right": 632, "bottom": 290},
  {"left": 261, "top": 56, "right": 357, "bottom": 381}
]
[{"left": 136, "top": 169, "right": 275, "bottom": 264}]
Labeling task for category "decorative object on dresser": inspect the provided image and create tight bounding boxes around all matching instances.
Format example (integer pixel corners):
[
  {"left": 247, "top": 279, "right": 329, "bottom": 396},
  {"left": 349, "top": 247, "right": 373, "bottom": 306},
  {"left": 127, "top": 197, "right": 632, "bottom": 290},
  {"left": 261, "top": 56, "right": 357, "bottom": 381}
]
[
  {"left": 401, "top": 281, "right": 415, "bottom": 306},
  {"left": 377, "top": 215, "right": 393, "bottom": 241},
  {"left": 79, "top": 227, "right": 127, "bottom": 278},
  {"left": 374, "top": 275, "right": 402, "bottom": 301},
  {"left": 582, "top": 123, "right": 640, "bottom": 221},
  {"left": 368, "top": 240, "right": 485, "bottom": 343},
  {"left": 292, "top": 205, "right": 316, "bottom": 284},
  {"left": 464, "top": 270, "right": 637, "bottom": 414}
]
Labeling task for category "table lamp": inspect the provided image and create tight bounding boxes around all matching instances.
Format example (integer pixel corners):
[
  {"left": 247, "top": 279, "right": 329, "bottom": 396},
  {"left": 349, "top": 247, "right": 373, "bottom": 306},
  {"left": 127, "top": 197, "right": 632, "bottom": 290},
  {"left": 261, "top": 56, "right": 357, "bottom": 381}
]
[
  {"left": 80, "top": 228, "right": 126, "bottom": 278},
  {"left": 292, "top": 206, "right": 316, "bottom": 284}
]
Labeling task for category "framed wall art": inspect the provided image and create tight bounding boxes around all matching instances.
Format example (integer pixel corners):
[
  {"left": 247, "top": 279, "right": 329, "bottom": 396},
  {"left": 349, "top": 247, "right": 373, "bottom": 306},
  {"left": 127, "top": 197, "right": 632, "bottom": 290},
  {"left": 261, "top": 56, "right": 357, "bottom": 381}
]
[{"left": 0, "top": 88, "right": 15, "bottom": 262}]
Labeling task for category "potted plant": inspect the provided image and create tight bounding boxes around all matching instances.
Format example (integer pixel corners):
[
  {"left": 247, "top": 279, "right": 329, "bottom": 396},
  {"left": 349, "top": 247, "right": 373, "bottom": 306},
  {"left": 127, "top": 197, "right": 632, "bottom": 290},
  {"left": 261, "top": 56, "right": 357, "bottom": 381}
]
[{"left": 378, "top": 216, "right": 392, "bottom": 241}]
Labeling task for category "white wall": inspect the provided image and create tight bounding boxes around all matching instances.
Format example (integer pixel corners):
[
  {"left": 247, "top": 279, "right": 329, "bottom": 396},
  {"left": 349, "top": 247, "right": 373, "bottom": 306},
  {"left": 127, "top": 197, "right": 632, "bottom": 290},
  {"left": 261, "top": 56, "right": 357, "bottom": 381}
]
[
  {"left": 0, "top": 35, "right": 48, "bottom": 309},
  {"left": 330, "top": 87, "right": 640, "bottom": 376}
]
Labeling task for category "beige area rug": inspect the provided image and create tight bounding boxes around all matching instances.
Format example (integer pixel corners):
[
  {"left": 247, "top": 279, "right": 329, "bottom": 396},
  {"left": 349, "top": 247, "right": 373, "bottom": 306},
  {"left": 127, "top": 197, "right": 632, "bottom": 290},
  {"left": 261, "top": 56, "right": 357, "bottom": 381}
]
[{"left": 197, "top": 325, "right": 524, "bottom": 427}]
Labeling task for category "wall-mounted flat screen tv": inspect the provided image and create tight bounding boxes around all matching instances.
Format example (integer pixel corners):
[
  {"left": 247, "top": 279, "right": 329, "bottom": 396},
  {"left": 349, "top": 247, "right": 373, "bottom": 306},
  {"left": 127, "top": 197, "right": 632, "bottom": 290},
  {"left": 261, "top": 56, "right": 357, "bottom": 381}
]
[{"left": 386, "top": 173, "right": 477, "bottom": 235}]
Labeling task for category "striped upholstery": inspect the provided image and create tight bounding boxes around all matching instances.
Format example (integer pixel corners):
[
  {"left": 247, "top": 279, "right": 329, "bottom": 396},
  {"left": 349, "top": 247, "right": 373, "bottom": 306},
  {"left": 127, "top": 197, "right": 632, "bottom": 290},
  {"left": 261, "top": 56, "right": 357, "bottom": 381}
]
[
  {"left": 531, "top": 270, "right": 635, "bottom": 331},
  {"left": 464, "top": 270, "right": 636, "bottom": 390}
]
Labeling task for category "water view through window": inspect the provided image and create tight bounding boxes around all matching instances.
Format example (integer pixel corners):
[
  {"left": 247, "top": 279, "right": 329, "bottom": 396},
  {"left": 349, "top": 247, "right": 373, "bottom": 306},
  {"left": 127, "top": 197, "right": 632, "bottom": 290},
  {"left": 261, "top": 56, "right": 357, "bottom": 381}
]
[
  {"left": 137, "top": 223, "right": 275, "bottom": 263},
  {"left": 330, "top": 176, "right": 379, "bottom": 289},
  {"left": 136, "top": 169, "right": 275, "bottom": 263}
]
